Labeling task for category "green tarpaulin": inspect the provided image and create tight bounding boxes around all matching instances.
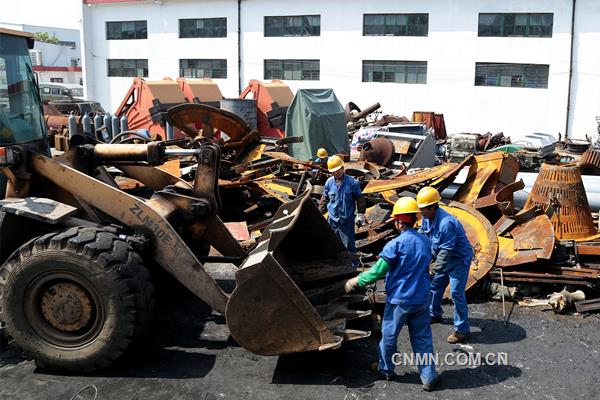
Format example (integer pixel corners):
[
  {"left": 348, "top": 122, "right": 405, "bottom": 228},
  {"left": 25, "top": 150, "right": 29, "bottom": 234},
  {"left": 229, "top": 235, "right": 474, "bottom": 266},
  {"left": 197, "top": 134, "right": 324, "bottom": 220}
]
[{"left": 285, "top": 89, "right": 349, "bottom": 161}]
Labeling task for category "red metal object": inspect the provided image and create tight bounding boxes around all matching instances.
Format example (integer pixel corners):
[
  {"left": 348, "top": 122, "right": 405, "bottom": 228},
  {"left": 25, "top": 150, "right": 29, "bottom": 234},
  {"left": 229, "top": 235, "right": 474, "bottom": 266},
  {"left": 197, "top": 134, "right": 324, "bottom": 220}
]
[
  {"left": 114, "top": 77, "right": 187, "bottom": 140},
  {"left": 412, "top": 111, "right": 447, "bottom": 140},
  {"left": 176, "top": 77, "right": 223, "bottom": 106},
  {"left": 240, "top": 80, "right": 293, "bottom": 138}
]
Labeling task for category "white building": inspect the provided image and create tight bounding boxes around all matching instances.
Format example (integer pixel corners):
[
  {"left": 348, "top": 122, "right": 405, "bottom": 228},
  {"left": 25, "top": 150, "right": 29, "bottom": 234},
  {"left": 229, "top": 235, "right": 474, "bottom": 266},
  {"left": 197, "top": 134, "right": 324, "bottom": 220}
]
[
  {"left": 80, "top": 0, "right": 600, "bottom": 140},
  {"left": 0, "top": 22, "right": 83, "bottom": 84}
]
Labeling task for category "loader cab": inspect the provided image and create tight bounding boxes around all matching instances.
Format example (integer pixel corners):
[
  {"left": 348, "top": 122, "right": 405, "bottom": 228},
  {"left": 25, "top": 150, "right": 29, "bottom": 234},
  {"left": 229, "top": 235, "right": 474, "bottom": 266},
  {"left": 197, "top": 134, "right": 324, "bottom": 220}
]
[{"left": 0, "top": 28, "right": 46, "bottom": 146}]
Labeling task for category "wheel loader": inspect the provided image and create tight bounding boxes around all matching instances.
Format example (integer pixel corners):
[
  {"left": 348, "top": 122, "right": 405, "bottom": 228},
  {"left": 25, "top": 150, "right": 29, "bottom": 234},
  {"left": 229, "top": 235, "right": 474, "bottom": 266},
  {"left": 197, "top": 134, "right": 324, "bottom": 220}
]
[{"left": 0, "top": 28, "right": 370, "bottom": 372}]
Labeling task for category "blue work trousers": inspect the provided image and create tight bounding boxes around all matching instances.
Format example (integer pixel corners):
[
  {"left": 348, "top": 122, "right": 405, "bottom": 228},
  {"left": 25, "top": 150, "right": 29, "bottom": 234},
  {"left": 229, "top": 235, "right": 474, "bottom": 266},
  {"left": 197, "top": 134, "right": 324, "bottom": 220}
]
[
  {"left": 430, "top": 257, "right": 471, "bottom": 333},
  {"left": 328, "top": 218, "right": 356, "bottom": 253},
  {"left": 379, "top": 302, "right": 437, "bottom": 386}
]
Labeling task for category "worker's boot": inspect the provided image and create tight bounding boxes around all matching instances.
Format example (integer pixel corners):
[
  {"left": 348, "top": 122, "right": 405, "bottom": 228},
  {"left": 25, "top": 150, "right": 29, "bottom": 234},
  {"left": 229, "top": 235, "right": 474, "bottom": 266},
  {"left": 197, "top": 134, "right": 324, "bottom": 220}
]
[
  {"left": 422, "top": 375, "right": 440, "bottom": 392},
  {"left": 370, "top": 361, "right": 397, "bottom": 381},
  {"left": 447, "top": 331, "right": 471, "bottom": 344}
]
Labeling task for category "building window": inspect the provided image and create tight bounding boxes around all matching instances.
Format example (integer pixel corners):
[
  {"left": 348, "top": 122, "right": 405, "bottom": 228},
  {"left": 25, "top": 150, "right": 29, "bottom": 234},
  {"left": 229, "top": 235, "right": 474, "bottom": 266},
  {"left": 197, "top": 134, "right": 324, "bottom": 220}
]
[
  {"left": 363, "top": 14, "right": 428, "bottom": 36},
  {"left": 180, "top": 59, "right": 227, "bottom": 79},
  {"left": 264, "top": 15, "right": 320, "bottom": 37},
  {"left": 107, "top": 59, "right": 148, "bottom": 77},
  {"left": 50, "top": 78, "right": 63, "bottom": 83},
  {"left": 179, "top": 18, "right": 227, "bottom": 38},
  {"left": 58, "top": 41, "right": 76, "bottom": 49},
  {"left": 362, "top": 60, "right": 427, "bottom": 84},
  {"left": 106, "top": 21, "right": 147, "bottom": 40},
  {"left": 478, "top": 13, "right": 553, "bottom": 37},
  {"left": 264, "top": 59, "right": 320, "bottom": 80},
  {"left": 475, "top": 63, "right": 549, "bottom": 88}
]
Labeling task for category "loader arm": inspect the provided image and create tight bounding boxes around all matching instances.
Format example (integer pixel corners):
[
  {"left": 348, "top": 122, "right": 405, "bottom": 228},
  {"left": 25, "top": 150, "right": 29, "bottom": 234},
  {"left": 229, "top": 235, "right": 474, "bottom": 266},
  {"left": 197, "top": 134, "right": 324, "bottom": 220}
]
[{"left": 30, "top": 153, "right": 231, "bottom": 313}]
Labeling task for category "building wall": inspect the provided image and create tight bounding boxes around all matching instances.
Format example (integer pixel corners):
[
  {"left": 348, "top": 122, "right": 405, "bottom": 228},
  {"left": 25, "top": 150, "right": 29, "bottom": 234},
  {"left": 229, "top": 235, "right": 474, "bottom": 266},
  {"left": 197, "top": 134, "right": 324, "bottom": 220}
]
[
  {"left": 80, "top": 0, "right": 596, "bottom": 140},
  {"left": 570, "top": 0, "right": 600, "bottom": 138},
  {"left": 36, "top": 70, "right": 83, "bottom": 85},
  {"left": 82, "top": 0, "right": 238, "bottom": 111}
]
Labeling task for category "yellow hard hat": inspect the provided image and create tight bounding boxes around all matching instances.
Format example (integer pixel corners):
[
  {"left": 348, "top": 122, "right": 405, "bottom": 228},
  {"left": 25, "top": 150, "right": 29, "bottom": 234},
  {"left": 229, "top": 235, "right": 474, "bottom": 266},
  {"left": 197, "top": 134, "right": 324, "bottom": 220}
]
[
  {"left": 392, "top": 197, "right": 419, "bottom": 217},
  {"left": 416, "top": 186, "right": 441, "bottom": 208},
  {"left": 327, "top": 155, "right": 344, "bottom": 172},
  {"left": 317, "top": 148, "right": 328, "bottom": 158}
]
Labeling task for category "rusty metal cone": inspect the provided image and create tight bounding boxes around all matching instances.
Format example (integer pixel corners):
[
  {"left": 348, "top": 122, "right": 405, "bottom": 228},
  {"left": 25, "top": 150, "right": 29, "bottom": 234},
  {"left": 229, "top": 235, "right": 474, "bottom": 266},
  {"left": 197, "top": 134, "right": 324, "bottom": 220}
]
[{"left": 524, "top": 162, "right": 597, "bottom": 240}]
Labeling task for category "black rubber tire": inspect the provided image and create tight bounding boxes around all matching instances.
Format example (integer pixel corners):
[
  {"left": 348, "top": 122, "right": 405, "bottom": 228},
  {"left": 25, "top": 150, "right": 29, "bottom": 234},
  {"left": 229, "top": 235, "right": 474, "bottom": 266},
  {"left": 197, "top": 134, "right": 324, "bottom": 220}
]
[{"left": 0, "top": 226, "right": 154, "bottom": 372}]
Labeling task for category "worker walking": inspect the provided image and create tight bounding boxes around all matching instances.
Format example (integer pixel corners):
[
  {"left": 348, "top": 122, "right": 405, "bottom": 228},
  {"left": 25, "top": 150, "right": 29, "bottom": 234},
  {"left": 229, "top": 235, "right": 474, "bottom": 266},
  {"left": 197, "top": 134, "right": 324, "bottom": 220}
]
[
  {"left": 417, "top": 187, "right": 474, "bottom": 344},
  {"left": 345, "top": 197, "right": 439, "bottom": 391},
  {"left": 318, "top": 155, "right": 366, "bottom": 253}
]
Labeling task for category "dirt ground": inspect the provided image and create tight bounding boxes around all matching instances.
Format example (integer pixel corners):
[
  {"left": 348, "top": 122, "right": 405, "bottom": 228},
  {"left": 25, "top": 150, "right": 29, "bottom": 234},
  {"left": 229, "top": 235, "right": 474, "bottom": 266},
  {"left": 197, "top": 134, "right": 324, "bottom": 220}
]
[{"left": 1, "top": 267, "right": 599, "bottom": 400}]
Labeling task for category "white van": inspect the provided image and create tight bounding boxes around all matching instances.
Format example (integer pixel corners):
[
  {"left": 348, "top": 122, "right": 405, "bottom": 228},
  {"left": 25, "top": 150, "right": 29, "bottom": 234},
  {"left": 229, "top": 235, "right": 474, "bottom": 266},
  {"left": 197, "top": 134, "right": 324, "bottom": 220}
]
[{"left": 39, "top": 83, "right": 84, "bottom": 102}]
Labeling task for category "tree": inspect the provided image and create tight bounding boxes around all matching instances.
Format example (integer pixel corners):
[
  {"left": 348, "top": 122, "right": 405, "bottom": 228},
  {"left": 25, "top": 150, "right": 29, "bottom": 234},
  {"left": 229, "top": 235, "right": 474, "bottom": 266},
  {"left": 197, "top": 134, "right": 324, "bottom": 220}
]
[{"left": 33, "top": 32, "right": 60, "bottom": 45}]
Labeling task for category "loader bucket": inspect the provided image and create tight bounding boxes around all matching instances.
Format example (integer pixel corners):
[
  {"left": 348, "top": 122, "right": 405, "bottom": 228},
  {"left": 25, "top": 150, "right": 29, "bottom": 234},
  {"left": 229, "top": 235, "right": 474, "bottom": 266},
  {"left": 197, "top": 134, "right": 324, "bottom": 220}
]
[{"left": 225, "top": 191, "right": 371, "bottom": 355}]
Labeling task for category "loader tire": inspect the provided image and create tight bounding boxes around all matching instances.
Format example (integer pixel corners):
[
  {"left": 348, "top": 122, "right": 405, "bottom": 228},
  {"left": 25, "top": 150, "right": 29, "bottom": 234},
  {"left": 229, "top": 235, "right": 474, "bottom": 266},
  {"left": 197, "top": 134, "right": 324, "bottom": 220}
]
[{"left": 0, "top": 227, "right": 154, "bottom": 372}]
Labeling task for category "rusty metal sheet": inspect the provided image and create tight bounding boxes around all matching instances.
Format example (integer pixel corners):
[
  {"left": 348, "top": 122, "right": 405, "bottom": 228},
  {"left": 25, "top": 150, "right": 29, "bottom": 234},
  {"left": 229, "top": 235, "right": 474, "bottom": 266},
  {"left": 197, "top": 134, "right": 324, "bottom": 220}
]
[
  {"left": 356, "top": 229, "right": 394, "bottom": 250},
  {"left": 454, "top": 167, "right": 496, "bottom": 206},
  {"left": 576, "top": 242, "right": 600, "bottom": 256},
  {"left": 474, "top": 179, "right": 525, "bottom": 213},
  {"left": 363, "top": 163, "right": 459, "bottom": 194},
  {"left": 429, "top": 154, "right": 474, "bottom": 191},
  {"left": 167, "top": 103, "right": 251, "bottom": 142},
  {"left": 453, "top": 152, "right": 518, "bottom": 206},
  {"left": 441, "top": 202, "right": 499, "bottom": 298},
  {"left": 263, "top": 151, "right": 326, "bottom": 171},
  {"left": 496, "top": 213, "right": 554, "bottom": 267}
]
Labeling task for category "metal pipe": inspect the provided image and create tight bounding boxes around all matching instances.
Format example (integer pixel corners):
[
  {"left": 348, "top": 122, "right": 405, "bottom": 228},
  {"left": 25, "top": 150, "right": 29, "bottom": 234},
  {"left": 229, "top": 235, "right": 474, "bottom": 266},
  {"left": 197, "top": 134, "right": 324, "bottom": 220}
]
[
  {"left": 237, "top": 0, "right": 242, "bottom": 95},
  {"left": 565, "top": 0, "right": 577, "bottom": 139},
  {"left": 354, "top": 102, "right": 381, "bottom": 121}
]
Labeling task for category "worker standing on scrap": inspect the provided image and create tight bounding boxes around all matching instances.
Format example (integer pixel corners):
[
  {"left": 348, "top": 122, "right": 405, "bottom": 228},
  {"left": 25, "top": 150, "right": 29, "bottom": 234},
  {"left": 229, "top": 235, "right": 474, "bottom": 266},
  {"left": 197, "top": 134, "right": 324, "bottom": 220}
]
[
  {"left": 318, "top": 155, "right": 366, "bottom": 253},
  {"left": 417, "top": 186, "right": 473, "bottom": 344},
  {"left": 344, "top": 197, "right": 439, "bottom": 391}
]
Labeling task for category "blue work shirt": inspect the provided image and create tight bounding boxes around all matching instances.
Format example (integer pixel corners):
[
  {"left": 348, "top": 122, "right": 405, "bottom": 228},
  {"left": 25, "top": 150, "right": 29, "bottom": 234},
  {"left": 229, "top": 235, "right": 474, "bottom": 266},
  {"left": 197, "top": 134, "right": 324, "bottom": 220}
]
[
  {"left": 379, "top": 229, "right": 433, "bottom": 305},
  {"left": 420, "top": 207, "right": 473, "bottom": 262},
  {"left": 323, "top": 174, "right": 362, "bottom": 225}
]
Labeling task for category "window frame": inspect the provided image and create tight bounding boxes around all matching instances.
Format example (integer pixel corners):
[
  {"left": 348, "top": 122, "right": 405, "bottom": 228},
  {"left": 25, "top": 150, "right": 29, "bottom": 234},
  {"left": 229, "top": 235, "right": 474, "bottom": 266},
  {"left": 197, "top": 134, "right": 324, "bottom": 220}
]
[
  {"left": 474, "top": 62, "right": 549, "bottom": 89},
  {"left": 179, "top": 17, "right": 227, "bottom": 38},
  {"left": 179, "top": 58, "right": 228, "bottom": 79},
  {"left": 107, "top": 59, "right": 149, "bottom": 77},
  {"left": 106, "top": 20, "right": 148, "bottom": 40},
  {"left": 264, "top": 15, "right": 321, "bottom": 37},
  {"left": 264, "top": 59, "right": 320, "bottom": 80},
  {"left": 362, "top": 60, "right": 428, "bottom": 84},
  {"left": 478, "top": 13, "right": 553, "bottom": 38},
  {"left": 363, "top": 13, "right": 429, "bottom": 37}
]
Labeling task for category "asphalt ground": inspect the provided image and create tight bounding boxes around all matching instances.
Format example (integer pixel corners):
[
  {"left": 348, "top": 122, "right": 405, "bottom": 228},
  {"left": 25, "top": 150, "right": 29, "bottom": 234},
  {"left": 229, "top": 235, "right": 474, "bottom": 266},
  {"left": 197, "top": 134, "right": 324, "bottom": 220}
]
[{"left": 1, "top": 266, "right": 599, "bottom": 400}]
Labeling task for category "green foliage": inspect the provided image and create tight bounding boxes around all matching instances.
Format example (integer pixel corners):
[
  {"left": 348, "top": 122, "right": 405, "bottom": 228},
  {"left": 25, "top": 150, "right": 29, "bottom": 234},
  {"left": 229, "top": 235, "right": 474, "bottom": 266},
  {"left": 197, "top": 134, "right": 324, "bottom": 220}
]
[{"left": 33, "top": 32, "right": 60, "bottom": 45}]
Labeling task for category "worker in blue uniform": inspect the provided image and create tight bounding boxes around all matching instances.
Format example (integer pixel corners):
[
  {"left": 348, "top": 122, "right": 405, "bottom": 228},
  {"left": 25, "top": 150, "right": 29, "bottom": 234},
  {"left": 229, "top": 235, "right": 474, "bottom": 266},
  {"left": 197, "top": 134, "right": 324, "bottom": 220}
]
[
  {"left": 345, "top": 197, "right": 439, "bottom": 391},
  {"left": 318, "top": 155, "right": 366, "bottom": 253},
  {"left": 315, "top": 148, "right": 329, "bottom": 166},
  {"left": 417, "top": 186, "right": 474, "bottom": 344}
]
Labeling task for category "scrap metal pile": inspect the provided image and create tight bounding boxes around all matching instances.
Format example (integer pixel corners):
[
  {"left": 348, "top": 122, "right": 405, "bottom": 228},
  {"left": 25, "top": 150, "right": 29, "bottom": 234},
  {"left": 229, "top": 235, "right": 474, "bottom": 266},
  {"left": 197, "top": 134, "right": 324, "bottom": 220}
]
[
  {"left": 42, "top": 85, "right": 600, "bottom": 316},
  {"left": 114, "top": 103, "right": 600, "bottom": 310}
]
